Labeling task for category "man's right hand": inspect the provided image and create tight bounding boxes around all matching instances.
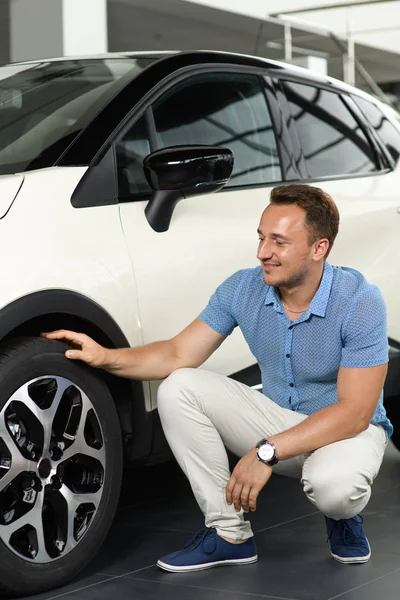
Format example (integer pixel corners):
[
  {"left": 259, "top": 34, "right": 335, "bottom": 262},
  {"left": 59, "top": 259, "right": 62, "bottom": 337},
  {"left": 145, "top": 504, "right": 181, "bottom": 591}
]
[
  {"left": 41, "top": 319, "right": 225, "bottom": 380},
  {"left": 41, "top": 330, "right": 110, "bottom": 369}
]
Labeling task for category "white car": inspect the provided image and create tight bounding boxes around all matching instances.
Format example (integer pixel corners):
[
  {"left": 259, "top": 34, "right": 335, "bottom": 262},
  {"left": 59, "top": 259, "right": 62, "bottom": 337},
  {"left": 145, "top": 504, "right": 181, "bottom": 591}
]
[{"left": 0, "top": 50, "right": 399, "bottom": 596}]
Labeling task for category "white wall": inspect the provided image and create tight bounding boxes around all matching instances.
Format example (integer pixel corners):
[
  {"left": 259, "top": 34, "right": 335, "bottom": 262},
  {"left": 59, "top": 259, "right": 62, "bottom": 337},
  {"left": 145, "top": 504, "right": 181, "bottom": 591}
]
[
  {"left": 10, "top": 0, "right": 63, "bottom": 62},
  {"left": 185, "top": 0, "right": 400, "bottom": 54},
  {"left": 10, "top": 0, "right": 107, "bottom": 62},
  {"left": 62, "top": 0, "right": 108, "bottom": 56}
]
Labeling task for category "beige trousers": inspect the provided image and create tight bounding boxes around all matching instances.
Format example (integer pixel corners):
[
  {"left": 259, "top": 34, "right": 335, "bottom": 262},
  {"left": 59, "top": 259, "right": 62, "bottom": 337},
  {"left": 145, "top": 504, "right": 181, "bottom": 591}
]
[{"left": 157, "top": 368, "right": 388, "bottom": 540}]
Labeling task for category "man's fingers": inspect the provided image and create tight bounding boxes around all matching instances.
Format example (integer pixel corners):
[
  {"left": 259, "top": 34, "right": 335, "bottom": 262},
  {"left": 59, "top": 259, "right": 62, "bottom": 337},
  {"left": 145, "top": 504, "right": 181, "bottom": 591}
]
[
  {"left": 41, "top": 330, "right": 89, "bottom": 361},
  {"left": 249, "top": 488, "right": 259, "bottom": 512},
  {"left": 240, "top": 485, "right": 251, "bottom": 513},
  {"left": 231, "top": 482, "right": 243, "bottom": 512},
  {"left": 226, "top": 476, "right": 236, "bottom": 505},
  {"left": 64, "top": 349, "right": 83, "bottom": 360},
  {"left": 41, "top": 330, "right": 86, "bottom": 347},
  {"left": 41, "top": 329, "right": 74, "bottom": 340}
]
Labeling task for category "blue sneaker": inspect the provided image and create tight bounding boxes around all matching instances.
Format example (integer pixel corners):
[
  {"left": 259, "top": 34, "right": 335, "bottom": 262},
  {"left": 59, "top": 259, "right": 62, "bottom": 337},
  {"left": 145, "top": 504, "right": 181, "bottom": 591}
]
[
  {"left": 325, "top": 515, "right": 371, "bottom": 564},
  {"left": 157, "top": 527, "right": 258, "bottom": 572}
]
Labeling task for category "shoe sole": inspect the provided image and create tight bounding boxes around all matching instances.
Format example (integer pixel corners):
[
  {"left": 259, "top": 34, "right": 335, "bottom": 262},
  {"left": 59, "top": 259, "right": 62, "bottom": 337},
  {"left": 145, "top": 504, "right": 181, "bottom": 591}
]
[
  {"left": 157, "top": 555, "right": 258, "bottom": 572},
  {"left": 331, "top": 539, "right": 371, "bottom": 564}
]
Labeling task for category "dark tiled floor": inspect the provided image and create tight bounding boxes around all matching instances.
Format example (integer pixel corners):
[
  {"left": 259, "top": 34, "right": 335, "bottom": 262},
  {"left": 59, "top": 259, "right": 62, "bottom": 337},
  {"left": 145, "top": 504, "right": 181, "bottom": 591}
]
[{"left": 23, "top": 441, "right": 400, "bottom": 600}]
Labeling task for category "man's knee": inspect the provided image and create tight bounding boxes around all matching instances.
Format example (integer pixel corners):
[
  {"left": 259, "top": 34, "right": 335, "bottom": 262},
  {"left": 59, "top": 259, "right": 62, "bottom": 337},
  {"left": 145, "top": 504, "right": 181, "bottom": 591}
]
[
  {"left": 302, "top": 470, "right": 371, "bottom": 520},
  {"left": 157, "top": 367, "right": 200, "bottom": 418}
]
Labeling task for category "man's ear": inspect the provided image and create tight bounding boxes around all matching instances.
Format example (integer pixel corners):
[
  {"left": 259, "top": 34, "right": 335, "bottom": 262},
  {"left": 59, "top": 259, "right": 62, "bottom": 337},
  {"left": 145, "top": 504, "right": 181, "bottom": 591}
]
[{"left": 313, "top": 238, "right": 329, "bottom": 261}]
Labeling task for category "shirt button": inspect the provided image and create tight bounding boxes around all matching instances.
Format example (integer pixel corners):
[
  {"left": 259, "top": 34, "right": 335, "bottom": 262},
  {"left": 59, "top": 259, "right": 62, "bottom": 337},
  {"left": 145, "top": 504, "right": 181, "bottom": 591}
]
[
  {"left": 289, "top": 325, "right": 293, "bottom": 330},
  {"left": 286, "top": 353, "right": 290, "bottom": 358},
  {"left": 289, "top": 383, "right": 294, "bottom": 387}
]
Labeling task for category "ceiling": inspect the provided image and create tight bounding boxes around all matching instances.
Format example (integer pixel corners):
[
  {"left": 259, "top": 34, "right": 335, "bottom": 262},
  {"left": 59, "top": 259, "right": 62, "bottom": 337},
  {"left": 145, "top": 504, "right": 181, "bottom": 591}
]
[{"left": 108, "top": 0, "right": 400, "bottom": 91}]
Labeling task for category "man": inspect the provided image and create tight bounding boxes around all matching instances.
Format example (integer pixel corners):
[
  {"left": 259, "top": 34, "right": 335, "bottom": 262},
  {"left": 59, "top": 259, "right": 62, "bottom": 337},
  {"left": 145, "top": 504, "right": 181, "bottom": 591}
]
[{"left": 43, "top": 183, "right": 390, "bottom": 573}]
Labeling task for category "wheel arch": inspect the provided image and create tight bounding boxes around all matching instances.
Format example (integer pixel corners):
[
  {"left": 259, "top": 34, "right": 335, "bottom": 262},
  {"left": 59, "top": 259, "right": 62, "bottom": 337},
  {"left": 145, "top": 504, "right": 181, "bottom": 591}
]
[{"left": 0, "top": 289, "right": 154, "bottom": 461}]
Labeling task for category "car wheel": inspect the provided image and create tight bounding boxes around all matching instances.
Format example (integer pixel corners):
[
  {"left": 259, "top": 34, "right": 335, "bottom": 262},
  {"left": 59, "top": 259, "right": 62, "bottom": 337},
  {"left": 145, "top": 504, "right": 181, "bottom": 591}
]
[{"left": 0, "top": 337, "right": 123, "bottom": 597}]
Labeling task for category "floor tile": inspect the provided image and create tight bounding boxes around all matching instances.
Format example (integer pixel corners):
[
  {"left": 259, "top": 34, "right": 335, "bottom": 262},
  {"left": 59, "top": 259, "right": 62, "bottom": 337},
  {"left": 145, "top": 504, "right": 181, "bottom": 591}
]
[
  {"left": 21, "top": 575, "right": 114, "bottom": 600},
  {"left": 39, "top": 575, "right": 301, "bottom": 600},
  {"left": 326, "top": 566, "right": 400, "bottom": 599},
  {"left": 89, "top": 528, "right": 190, "bottom": 576}
]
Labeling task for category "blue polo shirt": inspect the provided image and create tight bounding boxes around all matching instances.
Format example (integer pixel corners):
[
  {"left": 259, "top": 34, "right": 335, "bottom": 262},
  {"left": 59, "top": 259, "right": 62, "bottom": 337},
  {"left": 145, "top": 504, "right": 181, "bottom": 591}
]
[{"left": 199, "top": 261, "right": 392, "bottom": 437}]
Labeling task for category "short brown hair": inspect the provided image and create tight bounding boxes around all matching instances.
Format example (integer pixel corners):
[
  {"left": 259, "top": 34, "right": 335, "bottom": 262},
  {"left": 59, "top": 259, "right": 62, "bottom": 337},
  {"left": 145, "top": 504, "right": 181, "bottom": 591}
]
[{"left": 269, "top": 183, "right": 340, "bottom": 258}]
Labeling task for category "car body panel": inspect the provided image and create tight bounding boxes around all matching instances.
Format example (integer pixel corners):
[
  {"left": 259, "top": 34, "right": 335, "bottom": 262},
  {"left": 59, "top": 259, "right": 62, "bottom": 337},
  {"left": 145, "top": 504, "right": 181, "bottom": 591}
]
[
  {"left": 0, "top": 175, "right": 24, "bottom": 218},
  {"left": 0, "top": 166, "right": 153, "bottom": 405}
]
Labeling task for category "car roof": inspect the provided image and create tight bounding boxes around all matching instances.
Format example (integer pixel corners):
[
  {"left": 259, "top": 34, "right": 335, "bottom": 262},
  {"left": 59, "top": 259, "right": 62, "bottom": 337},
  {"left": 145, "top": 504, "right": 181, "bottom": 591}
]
[
  {"left": 10, "top": 50, "right": 177, "bottom": 63},
  {"left": 8, "top": 49, "right": 368, "bottom": 98}
]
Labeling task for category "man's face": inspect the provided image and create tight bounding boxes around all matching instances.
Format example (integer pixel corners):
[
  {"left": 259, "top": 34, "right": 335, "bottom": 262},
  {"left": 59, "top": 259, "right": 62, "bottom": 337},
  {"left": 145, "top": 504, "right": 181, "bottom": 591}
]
[{"left": 257, "top": 203, "right": 317, "bottom": 288}]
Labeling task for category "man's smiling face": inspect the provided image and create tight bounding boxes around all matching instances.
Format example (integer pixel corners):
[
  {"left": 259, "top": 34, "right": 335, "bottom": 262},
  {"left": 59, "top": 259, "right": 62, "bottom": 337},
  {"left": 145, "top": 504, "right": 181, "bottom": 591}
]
[{"left": 257, "top": 203, "right": 318, "bottom": 288}]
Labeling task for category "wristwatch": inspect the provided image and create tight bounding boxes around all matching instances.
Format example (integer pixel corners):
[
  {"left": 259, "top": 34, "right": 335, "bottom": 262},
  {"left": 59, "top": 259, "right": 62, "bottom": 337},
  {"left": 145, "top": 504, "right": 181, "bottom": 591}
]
[{"left": 256, "top": 439, "right": 279, "bottom": 466}]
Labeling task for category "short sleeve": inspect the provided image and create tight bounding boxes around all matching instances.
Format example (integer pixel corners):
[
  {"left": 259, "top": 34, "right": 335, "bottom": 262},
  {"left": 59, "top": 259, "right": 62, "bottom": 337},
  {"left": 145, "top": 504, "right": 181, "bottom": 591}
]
[
  {"left": 198, "top": 270, "right": 245, "bottom": 336},
  {"left": 340, "top": 285, "right": 388, "bottom": 368}
]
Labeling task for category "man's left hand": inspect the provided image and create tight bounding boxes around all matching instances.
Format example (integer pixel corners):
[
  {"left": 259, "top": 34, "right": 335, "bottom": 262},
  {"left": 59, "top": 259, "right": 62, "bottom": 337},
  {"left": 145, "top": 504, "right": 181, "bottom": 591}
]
[{"left": 226, "top": 447, "right": 273, "bottom": 513}]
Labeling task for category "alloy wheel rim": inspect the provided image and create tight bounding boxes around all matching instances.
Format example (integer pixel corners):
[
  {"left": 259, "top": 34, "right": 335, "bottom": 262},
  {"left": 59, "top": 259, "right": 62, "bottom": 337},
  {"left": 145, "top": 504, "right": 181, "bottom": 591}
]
[{"left": 0, "top": 376, "right": 106, "bottom": 562}]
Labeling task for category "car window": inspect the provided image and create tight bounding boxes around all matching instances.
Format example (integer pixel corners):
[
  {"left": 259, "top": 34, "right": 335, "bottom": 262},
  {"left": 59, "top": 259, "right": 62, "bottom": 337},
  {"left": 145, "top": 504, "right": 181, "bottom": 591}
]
[
  {"left": 282, "top": 81, "right": 378, "bottom": 178},
  {"left": 0, "top": 58, "right": 154, "bottom": 175},
  {"left": 152, "top": 72, "right": 282, "bottom": 187},
  {"left": 352, "top": 95, "right": 400, "bottom": 163},
  {"left": 116, "top": 114, "right": 152, "bottom": 198}
]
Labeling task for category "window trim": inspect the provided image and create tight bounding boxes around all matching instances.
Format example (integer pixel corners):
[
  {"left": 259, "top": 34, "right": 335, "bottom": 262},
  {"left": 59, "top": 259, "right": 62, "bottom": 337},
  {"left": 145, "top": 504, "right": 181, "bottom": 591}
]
[
  {"left": 349, "top": 94, "right": 397, "bottom": 169},
  {"left": 341, "top": 94, "right": 390, "bottom": 171},
  {"left": 272, "top": 78, "right": 309, "bottom": 180},
  {"left": 262, "top": 76, "right": 302, "bottom": 182},
  {"left": 275, "top": 75, "right": 387, "bottom": 183}
]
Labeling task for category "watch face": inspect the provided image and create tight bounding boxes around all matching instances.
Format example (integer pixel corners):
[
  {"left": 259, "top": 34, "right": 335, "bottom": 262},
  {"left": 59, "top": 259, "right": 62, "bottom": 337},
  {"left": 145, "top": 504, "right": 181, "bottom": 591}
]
[{"left": 258, "top": 443, "right": 274, "bottom": 462}]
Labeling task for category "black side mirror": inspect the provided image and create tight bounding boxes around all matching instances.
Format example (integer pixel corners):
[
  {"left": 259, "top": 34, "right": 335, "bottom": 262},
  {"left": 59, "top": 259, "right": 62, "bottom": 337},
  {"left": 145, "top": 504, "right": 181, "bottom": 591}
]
[{"left": 143, "top": 145, "right": 233, "bottom": 232}]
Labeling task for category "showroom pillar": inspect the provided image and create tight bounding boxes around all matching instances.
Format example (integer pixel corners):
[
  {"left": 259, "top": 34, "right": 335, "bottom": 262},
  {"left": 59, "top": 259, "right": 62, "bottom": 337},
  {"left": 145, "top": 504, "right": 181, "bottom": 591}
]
[{"left": 9, "top": 0, "right": 108, "bottom": 62}]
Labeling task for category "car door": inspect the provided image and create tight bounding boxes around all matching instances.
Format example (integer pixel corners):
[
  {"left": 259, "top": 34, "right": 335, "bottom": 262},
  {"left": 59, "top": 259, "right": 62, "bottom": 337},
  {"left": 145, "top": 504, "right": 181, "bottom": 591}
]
[
  {"left": 276, "top": 78, "right": 400, "bottom": 342},
  {"left": 115, "top": 69, "right": 289, "bottom": 405}
]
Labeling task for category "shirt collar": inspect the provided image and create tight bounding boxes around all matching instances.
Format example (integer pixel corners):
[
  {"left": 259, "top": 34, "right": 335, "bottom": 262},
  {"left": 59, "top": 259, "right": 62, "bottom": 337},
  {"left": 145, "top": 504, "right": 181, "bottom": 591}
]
[
  {"left": 264, "top": 283, "right": 282, "bottom": 311},
  {"left": 264, "top": 261, "right": 333, "bottom": 318}
]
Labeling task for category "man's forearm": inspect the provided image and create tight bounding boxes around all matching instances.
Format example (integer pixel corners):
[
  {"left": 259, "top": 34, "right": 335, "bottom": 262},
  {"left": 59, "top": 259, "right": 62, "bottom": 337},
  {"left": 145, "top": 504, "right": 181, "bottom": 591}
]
[
  {"left": 268, "top": 404, "right": 369, "bottom": 461},
  {"left": 103, "top": 340, "right": 180, "bottom": 380}
]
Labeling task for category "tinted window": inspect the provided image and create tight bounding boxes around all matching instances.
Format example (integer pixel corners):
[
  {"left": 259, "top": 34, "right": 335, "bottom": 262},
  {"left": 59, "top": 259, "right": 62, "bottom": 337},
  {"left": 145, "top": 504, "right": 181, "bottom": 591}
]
[
  {"left": 352, "top": 95, "right": 400, "bottom": 163},
  {"left": 116, "top": 115, "right": 151, "bottom": 197},
  {"left": 152, "top": 72, "right": 281, "bottom": 187},
  {"left": 0, "top": 58, "right": 154, "bottom": 175},
  {"left": 282, "top": 81, "right": 378, "bottom": 178}
]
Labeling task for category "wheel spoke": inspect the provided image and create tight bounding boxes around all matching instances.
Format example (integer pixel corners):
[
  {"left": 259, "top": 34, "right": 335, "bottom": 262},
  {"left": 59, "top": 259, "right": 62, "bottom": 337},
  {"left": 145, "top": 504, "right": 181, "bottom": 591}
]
[
  {"left": 61, "top": 486, "right": 102, "bottom": 511},
  {"left": 0, "top": 425, "right": 37, "bottom": 492},
  {"left": 0, "top": 402, "right": 41, "bottom": 464},
  {"left": 1, "top": 488, "right": 50, "bottom": 561},
  {"left": 62, "top": 440, "right": 105, "bottom": 463},
  {"left": 61, "top": 404, "right": 105, "bottom": 466},
  {"left": 0, "top": 377, "right": 75, "bottom": 464},
  {"left": 31, "top": 496, "right": 49, "bottom": 562},
  {"left": 38, "top": 378, "right": 74, "bottom": 451},
  {"left": 60, "top": 485, "right": 102, "bottom": 552}
]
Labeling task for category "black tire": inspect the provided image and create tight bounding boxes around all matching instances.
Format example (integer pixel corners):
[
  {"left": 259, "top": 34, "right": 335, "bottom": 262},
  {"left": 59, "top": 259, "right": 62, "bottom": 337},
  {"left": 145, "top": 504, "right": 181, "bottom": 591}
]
[{"left": 0, "top": 336, "right": 123, "bottom": 597}]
